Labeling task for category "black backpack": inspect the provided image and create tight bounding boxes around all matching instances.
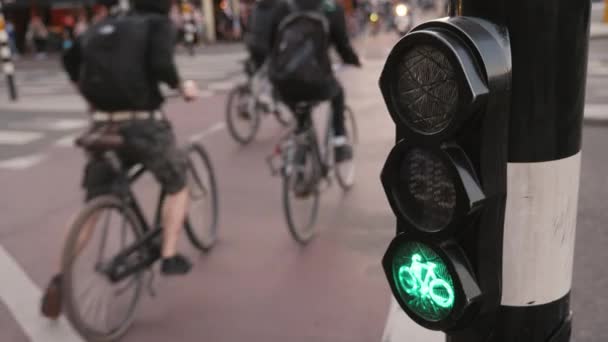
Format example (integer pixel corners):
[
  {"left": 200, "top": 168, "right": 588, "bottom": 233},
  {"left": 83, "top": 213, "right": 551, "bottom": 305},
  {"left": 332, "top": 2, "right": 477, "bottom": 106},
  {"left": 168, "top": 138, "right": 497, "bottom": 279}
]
[
  {"left": 268, "top": 0, "right": 333, "bottom": 102},
  {"left": 78, "top": 15, "right": 150, "bottom": 112}
]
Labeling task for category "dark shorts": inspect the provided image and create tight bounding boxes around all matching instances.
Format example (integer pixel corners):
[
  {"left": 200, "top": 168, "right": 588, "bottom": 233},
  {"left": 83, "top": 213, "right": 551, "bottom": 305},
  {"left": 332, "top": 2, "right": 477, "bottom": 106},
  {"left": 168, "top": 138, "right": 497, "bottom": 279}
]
[{"left": 83, "top": 120, "right": 187, "bottom": 200}]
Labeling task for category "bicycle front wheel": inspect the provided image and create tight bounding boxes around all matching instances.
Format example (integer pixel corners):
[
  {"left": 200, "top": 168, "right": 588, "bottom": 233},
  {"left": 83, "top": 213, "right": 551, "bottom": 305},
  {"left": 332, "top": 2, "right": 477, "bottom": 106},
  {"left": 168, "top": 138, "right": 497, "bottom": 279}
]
[
  {"left": 185, "top": 143, "right": 219, "bottom": 252},
  {"left": 62, "top": 196, "right": 144, "bottom": 342},
  {"left": 335, "top": 106, "right": 358, "bottom": 191},
  {"left": 226, "top": 84, "right": 260, "bottom": 145}
]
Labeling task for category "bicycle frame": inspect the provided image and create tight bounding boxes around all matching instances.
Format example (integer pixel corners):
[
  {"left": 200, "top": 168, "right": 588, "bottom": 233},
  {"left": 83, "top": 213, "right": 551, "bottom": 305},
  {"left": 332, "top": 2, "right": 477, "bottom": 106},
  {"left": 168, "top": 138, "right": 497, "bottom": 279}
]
[
  {"left": 302, "top": 105, "right": 336, "bottom": 179},
  {"left": 96, "top": 151, "right": 166, "bottom": 283}
]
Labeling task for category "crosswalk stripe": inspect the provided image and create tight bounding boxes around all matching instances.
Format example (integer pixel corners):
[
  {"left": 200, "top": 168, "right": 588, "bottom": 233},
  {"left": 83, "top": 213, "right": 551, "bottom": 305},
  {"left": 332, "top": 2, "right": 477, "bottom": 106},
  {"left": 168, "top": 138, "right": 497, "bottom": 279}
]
[
  {"left": 0, "top": 245, "right": 83, "bottom": 342},
  {"left": 208, "top": 80, "right": 236, "bottom": 92},
  {"left": 0, "top": 130, "right": 43, "bottom": 145},
  {"left": 0, "top": 154, "right": 46, "bottom": 170}
]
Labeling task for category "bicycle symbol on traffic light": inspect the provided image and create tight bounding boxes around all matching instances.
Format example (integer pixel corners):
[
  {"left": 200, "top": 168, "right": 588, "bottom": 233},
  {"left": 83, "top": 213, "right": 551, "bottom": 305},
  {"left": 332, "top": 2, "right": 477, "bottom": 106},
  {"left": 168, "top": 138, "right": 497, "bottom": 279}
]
[{"left": 399, "top": 253, "right": 455, "bottom": 310}]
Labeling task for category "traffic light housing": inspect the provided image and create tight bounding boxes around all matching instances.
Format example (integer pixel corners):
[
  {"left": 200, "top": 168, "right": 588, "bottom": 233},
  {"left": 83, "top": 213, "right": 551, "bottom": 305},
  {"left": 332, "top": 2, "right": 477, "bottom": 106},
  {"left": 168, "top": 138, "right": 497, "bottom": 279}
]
[{"left": 379, "top": 17, "right": 511, "bottom": 332}]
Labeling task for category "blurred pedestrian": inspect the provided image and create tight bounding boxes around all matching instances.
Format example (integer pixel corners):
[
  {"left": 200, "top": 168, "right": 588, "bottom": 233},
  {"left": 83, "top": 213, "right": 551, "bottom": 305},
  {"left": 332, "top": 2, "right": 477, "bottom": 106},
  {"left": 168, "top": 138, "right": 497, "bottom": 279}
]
[
  {"left": 27, "top": 16, "right": 49, "bottom": 58},
  {"left": 74, "top": 12, "right": 89, "bottom": 37},
  {"left": 6, "top": 20, "right": 19, "bottom": 58}
]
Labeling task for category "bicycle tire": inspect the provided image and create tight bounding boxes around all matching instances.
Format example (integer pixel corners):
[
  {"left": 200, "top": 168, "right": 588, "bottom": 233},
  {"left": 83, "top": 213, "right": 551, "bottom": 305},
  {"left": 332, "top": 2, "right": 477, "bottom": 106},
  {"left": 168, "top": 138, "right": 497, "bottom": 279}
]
[
  {"left": 184, "top": 143, "right": 219, "bottom": 252},
  {"left": 62, "top": 196, "right": 144, "bottom": 342},
  {"left": 335, "top": 106, "right": 358, "bottom": 191},
  {"left": 429, "top": 278, "right": 455, "bottom": 309},
  {"left": 282, "top": 156, "right": 321, "bottom": 244},
  {"left": 226, "top": 84, "right": 261, "bottom": 145}
]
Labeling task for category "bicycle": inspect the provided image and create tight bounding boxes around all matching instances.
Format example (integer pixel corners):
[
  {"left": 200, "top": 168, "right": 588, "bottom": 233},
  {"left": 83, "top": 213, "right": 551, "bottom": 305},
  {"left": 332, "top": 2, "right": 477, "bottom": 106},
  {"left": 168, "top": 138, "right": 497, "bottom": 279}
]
[
  {"left": 60, "top": 128, "right": 219, "bottom": 341},
  {"left": 267, "top": 102, "right": 358, "bottom": 244},
  {"left": 225, "top": 59, "right": 291, "bottom": 145},
  {"left": 398, "top": 254, "right": 455, "bottom": 309}
]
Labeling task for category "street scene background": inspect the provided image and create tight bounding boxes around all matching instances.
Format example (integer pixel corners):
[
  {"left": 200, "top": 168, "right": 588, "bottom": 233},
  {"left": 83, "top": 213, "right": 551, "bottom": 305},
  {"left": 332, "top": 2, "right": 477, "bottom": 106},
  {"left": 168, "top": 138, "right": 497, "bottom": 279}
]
[{"left": 0, "top": 1, "right": 608, "bottom": 341}]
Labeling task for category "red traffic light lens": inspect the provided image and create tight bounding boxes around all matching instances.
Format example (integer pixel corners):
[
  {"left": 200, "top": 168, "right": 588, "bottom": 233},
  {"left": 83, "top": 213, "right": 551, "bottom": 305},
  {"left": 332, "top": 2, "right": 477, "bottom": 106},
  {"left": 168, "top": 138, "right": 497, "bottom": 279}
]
[{"left": 395, "top": 45, "right": 459, "bottom": 135}]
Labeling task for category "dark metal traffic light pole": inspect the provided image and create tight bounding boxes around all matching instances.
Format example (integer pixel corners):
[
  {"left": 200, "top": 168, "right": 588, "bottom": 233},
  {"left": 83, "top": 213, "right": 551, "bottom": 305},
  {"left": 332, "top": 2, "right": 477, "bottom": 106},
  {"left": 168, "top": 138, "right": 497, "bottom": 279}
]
[
  {"left": 447, "top": 0, "right": 590, "bottom": 341},
  {"left": 0, "top": 0, "right": 17, "bottom": 101}
]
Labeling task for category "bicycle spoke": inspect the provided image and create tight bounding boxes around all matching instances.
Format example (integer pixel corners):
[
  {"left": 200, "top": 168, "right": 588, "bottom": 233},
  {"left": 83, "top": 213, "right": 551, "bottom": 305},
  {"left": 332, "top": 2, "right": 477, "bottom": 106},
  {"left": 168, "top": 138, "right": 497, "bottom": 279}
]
[
  {"left": 97, "top": 209, "right": 112, "bottom": 264},
  {"left": 188, "top": 162, "right": 208, "bottom": 199},
  {"left": 76, "top": 275, "right": 99, "bottom": 303},
  {"left": 120, "top": 215, "right": 128, "bottom": 250},
  {"left": 82, "top": 285, "right": 101, "bottom": 322},
  {"left": 114, "top": 277, "right": 137, "bottom": 297}
]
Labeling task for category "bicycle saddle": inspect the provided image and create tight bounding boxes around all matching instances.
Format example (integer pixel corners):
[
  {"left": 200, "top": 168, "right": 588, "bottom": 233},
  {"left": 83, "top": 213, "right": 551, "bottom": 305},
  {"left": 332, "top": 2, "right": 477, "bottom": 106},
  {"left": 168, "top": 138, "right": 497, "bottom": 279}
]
[{"left": 75, "top": 130, "right": 125, "bottom": 152}]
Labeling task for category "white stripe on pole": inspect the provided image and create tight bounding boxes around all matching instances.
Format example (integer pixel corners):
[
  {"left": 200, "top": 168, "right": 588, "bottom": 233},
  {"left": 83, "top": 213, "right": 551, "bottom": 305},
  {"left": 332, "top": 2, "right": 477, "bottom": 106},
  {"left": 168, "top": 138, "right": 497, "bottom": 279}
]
[
  {"left": 1, "top": 46, "right": 10, "bottom": 58},
  {"left": 0, "top": 31, "right": 7, "bottom": 42},
  {"left": 501, "top": 152, "right": 581, "bottom": 306}
]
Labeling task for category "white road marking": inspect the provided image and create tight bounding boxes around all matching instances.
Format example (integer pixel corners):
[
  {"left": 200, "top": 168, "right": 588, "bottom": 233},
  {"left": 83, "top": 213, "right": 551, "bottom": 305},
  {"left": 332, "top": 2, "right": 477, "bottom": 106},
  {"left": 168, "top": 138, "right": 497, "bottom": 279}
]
[
  {"left": 0, "top": 130, "right": 43, "bottom": 145},
  {"left": 54, "top": 134, "right": 79, "bottom": 148},
  {"left": 200, "top": 89, "right": 215, "bottom": 98},
  {"left": 10, "top": 119, "right": 89, "bottom": 132},
  {"left": 0, "top": 245, "right": 83, "bottom": 342},
  {"left": 47, "top": 119, "right": 89, "bottom": 131},
  {"left": 0, "top": 154, "right": 47, "bottom": 170},
  {"left": 585, "top": 104, "right": 608, "bottom": 121},
  {"left": 208, "top": 81, "right": 235, "bottom": 92},
  {"left": 189, "top": 122, "right": 226, "bottom": 142},
  {"left": 381, "top": 298, "right": 443, "bottom": 342},
  {"left": 587, "top": 60, "right": 608, "bottom": 76}
]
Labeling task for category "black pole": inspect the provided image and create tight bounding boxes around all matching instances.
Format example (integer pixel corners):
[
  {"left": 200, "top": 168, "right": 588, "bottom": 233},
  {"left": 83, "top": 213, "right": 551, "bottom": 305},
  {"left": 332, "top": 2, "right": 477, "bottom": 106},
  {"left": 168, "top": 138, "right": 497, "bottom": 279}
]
[
  {"left": 0, "top": 0, "right": 17, "bottom": 101},
  {"left": 447, "top": 0, "right": 590, "bottom": 341}
]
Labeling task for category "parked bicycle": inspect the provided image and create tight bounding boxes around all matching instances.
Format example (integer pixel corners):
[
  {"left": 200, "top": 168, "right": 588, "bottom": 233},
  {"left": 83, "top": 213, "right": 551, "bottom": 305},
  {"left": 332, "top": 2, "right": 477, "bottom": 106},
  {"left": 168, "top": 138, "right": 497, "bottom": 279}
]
[
  {"left": 226, "top": 59, "right": 291, "bottom": 145},
  {"left": 267, "top": 102, "right": 358, "bottom": 244},
  {"left": 60, "top": 129, "right": 219, "bottom": 341}
]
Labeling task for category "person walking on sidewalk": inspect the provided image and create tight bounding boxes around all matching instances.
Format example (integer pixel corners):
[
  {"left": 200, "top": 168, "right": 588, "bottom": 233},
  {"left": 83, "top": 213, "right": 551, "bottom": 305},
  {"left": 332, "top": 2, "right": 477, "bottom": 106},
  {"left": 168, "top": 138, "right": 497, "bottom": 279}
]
[
  {"left": 26, "top": 16, "right": 48, "bottom": 58},
  {"left": 40, "top": 0, "right": 200, "bottom": 319}
]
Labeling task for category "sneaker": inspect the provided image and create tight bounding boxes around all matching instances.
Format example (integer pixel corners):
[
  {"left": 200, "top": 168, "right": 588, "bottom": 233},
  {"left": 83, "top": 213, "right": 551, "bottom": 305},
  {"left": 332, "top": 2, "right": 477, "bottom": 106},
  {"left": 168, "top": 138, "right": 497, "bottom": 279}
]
[
  {"left": 334, "top": 136, "right": 353, "bottom": 163},
  {"left": 41, "top": 274, "right": 63, "bottom": 319},
  {"left": 161, "top": 254, "right": 192, "bottom": 275}
]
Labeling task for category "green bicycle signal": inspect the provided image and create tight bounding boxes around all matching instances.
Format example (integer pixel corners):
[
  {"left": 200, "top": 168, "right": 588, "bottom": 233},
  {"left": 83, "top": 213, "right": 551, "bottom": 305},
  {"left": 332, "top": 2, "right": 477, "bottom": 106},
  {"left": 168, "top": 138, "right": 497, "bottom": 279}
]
[{"left": 391, "top": 242, "right": 456, "bottom": 322}]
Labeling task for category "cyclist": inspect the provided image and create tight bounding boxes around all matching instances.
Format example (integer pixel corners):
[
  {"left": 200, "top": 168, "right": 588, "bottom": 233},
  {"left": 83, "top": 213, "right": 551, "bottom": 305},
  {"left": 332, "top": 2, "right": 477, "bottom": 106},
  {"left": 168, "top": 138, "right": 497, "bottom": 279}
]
[
  {"left": 41, "top": 0, "right": 199, "bottom": 319},
  {"left": 268, "top": 0, "right": 361, "bottom": 164}
]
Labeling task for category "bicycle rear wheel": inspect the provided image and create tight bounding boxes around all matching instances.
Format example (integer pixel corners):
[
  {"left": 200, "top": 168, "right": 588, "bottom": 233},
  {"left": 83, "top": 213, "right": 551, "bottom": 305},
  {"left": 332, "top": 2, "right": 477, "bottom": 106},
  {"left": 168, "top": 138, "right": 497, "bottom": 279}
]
[
  {"left": 62, "top": 196, "right": 144, "bottom": 342},
  {"left": 335, "top": 106, "right": 358, "bottom": 191},
  {"left": 282, "top": 143, "right": 320, "bottom": 244},
  {"left": 184, "top": 143, "right": 219, "bottom": 252},
  {"left": 226, "top": 84, "right": 260, "bottom": 145}
]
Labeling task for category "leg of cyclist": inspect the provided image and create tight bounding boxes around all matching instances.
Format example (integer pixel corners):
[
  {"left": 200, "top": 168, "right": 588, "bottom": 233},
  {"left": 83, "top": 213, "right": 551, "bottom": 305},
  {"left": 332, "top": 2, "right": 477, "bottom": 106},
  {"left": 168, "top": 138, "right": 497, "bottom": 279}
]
[
  {"left": 126, "top": 121, "right": 192, "bottom": 275},
  {"left": 330, "top": 83, "right": 353, "bottom": 163}
]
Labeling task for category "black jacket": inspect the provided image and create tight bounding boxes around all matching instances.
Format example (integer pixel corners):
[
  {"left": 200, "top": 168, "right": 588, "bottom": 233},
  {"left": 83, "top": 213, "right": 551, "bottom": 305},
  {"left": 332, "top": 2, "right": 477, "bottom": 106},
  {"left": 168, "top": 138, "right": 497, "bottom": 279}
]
[
  {"left": 63, "top": 13, "right": 181, "bottom": 111},
  {"left": 269, "top": 0, "right": 361, "bottom": 67}
]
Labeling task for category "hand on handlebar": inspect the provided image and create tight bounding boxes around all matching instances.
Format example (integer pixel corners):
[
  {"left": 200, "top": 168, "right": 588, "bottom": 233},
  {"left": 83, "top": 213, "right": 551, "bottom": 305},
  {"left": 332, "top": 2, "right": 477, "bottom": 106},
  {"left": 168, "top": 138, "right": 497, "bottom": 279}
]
[{"left": 180, "top": 80, "right": 200, "bottom": 102}]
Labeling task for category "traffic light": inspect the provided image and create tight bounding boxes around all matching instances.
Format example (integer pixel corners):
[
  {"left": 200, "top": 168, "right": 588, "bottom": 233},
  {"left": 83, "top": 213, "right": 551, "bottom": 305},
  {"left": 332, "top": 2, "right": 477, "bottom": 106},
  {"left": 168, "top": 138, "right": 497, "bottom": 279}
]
[{"left": 379, "top": 17, "right": 511, "bottom": 332}]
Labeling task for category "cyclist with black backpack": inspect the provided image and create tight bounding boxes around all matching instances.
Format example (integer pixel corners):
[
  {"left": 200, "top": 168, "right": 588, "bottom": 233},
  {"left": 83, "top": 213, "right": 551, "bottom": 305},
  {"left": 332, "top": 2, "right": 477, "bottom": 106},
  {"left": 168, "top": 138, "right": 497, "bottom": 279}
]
[
  {"left": 268, "top": 0, "right": 361, "bottom": 163},
  {"left": 40, "top": 0, "right": 199, "bottom": 319}
]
